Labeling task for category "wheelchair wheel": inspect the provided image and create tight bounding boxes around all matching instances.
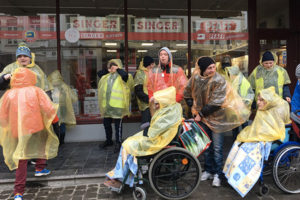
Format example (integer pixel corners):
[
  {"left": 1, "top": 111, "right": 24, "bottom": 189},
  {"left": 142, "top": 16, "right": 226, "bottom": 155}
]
[
  {"left": 148, "top": 147, "right": 201, "bottom": 200},
  {"left": 273, "top": 145, "right": 300, "bottom": 193},
  {"left": 259, "top": 184, "right": 269, "bottom": 196},
  {"left": 133, "top": 186, "right": 147, "bottom": 200}
]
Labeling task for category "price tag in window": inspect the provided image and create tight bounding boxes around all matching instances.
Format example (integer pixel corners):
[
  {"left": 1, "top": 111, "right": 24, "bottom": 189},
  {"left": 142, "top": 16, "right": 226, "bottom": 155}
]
[{"left": 65, "top": 28, "right": 80, "bottom": 43}]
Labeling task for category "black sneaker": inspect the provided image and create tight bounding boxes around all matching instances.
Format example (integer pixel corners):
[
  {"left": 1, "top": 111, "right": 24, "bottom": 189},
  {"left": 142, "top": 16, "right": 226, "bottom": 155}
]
[
  {"left": 114, "top": 143, "right": 121, "bottom": 153},
  {"left": 100, "top": 140, "right": 113, "bottom": 149}
]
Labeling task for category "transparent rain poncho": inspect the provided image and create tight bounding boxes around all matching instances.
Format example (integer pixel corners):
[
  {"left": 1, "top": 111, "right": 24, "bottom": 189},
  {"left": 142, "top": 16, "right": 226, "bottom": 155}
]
[
  {"left": 122, "top": 86, "right": 182, "bottom": 156},
  {"left": 134, "top": 60, "right": 149, "bottom": 111},
  {"left": 184, "top": 65, "right": 250, "bottom": 134},
  {"left": 224, "top": 66, "right": 254, "bottom": 108},
  {"left": 98, "top": 59, "right": 130, "bottom": 118},
  {"left": 248, "top": 52, "right": 291, "bottom": 99},
  {"left": 0, "top": 53, "right": 53, "bottom": 92},
  {"left": 0, "top": 68, "right": 59, "bottom": 170},
  {"left": 48, "top": 70, "right": 78, "bottom": 125},
  {"left": 147, "top": 48, "right": 187, "bottom": 102},
  {"left": 237, "top": 87, "right": 291, "bottom": 142}
]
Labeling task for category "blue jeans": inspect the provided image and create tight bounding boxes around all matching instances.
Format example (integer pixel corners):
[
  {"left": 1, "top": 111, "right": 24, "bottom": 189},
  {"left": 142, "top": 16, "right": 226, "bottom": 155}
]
[{"left": 199, "top": 122, "right": 224, "bottom": 176}]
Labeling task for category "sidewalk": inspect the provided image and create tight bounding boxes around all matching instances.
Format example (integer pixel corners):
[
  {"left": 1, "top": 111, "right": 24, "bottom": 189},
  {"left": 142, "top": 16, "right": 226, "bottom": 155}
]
[
  {"left": 0, "top": 142, "right": 119, "bottom": 191},
  {"left": 1, "top": 137, "right": 299, "bottom": 200}
]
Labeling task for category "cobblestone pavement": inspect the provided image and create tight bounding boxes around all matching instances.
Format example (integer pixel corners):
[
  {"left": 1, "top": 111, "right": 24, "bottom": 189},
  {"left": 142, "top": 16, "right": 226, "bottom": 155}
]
[{"left": 1, "top": 176, "right": 300, "bottom": 200}]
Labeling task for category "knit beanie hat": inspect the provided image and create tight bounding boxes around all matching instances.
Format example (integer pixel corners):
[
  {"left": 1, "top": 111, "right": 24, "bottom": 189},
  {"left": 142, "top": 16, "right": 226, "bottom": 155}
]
[
  {"left": 262, "top": 51, "right": 274, "bottom": 62},
  {"left": 143, "top": 56, "right": 154, "bottom": 67},
  {"left": 221, "top": 55, "right": 232, "bottom": 68},
  {"left": 16, "top": 42, "right": 32, "bottom": 58},
  {"left": 198, "top": 57, "right": 215, "bottom": 75},
  {"left": 295, "top": 64, "right": 300, "bottom": 78}
]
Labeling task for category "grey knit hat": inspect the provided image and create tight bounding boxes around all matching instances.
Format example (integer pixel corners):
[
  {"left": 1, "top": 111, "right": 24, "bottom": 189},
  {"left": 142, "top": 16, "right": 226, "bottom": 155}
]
[{"left": 296, "top": 64, "right": 300, "bottom": 78}]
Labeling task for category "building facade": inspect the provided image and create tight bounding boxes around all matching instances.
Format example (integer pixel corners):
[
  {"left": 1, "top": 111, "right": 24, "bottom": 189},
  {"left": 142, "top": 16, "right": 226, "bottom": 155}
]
[{"left": 0, "top": 0, "right": 299, "bottom": 142}]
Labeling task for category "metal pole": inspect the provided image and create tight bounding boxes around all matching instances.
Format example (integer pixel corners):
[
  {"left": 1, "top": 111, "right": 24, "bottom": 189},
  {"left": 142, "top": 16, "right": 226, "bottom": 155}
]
[
  {"left": 124, "top": 0, "right": 128, "bottom": 72},
  {"left": 56, "top": 0, "right": 61, "bottom": 72},
  {"left": 188, "top": 0, "right": 191, "bottom": 78}
]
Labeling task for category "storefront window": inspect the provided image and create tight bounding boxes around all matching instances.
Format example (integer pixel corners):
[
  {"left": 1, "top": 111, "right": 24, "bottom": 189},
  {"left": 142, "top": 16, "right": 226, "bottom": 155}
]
[
  {"left": 260, "top": 39, "right": 287, "bottom": 68},
  {"left": 257, "top": 0, "right": 289, "bottom": 28},
  {"left": 60, "top": 1, "right": 124, "bottom": 123},
  {"left": 0, "top": 13, "right": 57, "bottom": 75},
  {"left": 191, "top": 1, "right": 249, "bottom": 75}
]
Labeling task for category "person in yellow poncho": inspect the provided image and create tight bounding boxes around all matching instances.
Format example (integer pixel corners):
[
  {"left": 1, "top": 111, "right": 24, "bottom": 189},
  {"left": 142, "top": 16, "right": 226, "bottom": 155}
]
[
  {"left": 103, "top": 86, "right": 182, "bottom": 190},
  {"left": 48, "top": 70, "right": 78, "bottom": 145},
  {"left": 0, "top": 68, "right": 59, "bottom": 200},
  {"left": 184, "top": 56, "right": 250, "bottom": 187},
  {"left": 219, "top": 55, "right": 254, "bottom": 140},
  {"left": 0, "top": 42, "right": 52, "bottom": 94},
  {"left": 134, "top": 56, "right": 155, "bottom": 136},
  {"left": 248, "top": 51, "right": 291, "bottom": 105},
  {"left": 223, "top": 87, "right": 290, "bottom": 197},
  {"left": 97, "top": 59, "right": 130, "bottom": 152}
]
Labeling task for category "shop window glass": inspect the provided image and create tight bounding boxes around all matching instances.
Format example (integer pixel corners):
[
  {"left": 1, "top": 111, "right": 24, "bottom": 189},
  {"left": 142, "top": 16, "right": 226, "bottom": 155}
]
[
  {"left": 257, "top": 0, "right": 289, "bottom": 28},
  {"left": 191, "top": 1, "right": 249, "bottom": 76},
  {"left": 260, "top": 40, "right": 287, "bottom": 68},
  {"left": 127, "top": 0, "right": 188, "bottom": 115},
  {"left": 60, "top": 1, "right": 124, "bottom": 123}
]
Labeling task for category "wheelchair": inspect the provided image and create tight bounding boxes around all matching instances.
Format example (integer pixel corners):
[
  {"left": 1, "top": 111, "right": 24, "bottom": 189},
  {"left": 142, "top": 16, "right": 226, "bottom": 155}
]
[
  {"left": 259, "top": 110, "right": 300, "bottom": 196},
  {"left": 120, "top": 122, "right": 202, "bottom": 200}
]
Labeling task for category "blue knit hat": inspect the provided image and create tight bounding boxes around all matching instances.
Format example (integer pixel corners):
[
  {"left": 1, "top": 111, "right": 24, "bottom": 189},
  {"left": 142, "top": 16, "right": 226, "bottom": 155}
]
[
  {"left": 16, "top": 42, "right": 32, "bottom": 58},
  {"left": 262, "top": 51, "right": 274, "bottom": 62}
]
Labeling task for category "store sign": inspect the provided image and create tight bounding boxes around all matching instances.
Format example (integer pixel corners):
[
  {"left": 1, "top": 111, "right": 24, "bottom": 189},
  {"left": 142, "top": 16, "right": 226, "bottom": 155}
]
[
  {"left": 135, "top": 18, "right": 182, "bottom": 33},
  {"left": 65, "top": 28, "right": 80, "bottom": 43},
  {"left": 194, "top": 31, "right": 248, "bottom": 41},
  {"left": 24, "top": 30, "right": 37, "bottom": 42},
  {"left": 194, "top": 19, "right": 242, "bottom": 33},
  {"left": 70, "top": 17, "right": 120, "bottom": 32}
]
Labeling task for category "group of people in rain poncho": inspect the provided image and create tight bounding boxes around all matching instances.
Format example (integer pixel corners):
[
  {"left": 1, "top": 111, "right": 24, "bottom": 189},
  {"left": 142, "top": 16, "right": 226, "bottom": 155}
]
[
  {"left": 0, "top": 42, "right": 297, "bottom": 200},
  {"left": 0, "top": 43, "right": 78, "bottom": 200},
  {"left": 101, "top": 47, "right": 294, "bottom": 198}
]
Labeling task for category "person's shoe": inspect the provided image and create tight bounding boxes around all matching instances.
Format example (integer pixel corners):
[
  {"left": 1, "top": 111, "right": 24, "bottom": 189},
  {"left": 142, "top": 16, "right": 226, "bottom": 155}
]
[
  {"left": 201, "top": 171, "right": 213, "bottom": 181},
  {"left": 14, "top": 193, "right": 23, "bottom": 200},
  {"left": 100, "top": 140, "right": 113, "bottom": 149},
  {"left": 114, "top": 143, "right": 121, "bottom": 153},
  {"left": 30, "top": 160, "right": 36, "bottom": 165},
  {"left": 104, "top": 179, "right": 122, "bottom": 192},
  {"left": 35, "top": 168, "right": 51, "bottom": 177},
  {"left": 212, "top": 174, "right": 221, "bottom": 187}
]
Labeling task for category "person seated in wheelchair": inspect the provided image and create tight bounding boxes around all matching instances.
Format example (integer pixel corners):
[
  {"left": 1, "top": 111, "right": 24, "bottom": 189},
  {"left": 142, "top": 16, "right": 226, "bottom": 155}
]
[
  {"left": 223, "top": 87, "right": 291, "bottom": 197},
  {"left": 103, "top": 86, "right": 183, "bottom": 190},
  {"left": 291, "top": 64, "right": 300, "bottom": 139}
]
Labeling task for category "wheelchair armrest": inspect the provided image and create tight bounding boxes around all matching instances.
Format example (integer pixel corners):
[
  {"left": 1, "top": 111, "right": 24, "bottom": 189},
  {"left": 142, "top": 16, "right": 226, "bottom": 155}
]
[{"left": 291, "top": 112, "right": 300, "bottom": 125}]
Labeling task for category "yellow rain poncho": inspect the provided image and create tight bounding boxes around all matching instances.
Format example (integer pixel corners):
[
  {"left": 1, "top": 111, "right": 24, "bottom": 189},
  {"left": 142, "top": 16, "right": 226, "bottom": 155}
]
[
  {"left": 224, "top": 66, "right": 254, "bottom": 108},
  {"left": 98, "top": 59, "right": 130, "bottom": 118},
  {"left": 184, "top": 64, "right": 250, "bottom": 134},
  {"left": 48, "top": 70, "right": 78, "bottom": 125},
  {"left": 237, "top": 87, "right": 290, "bottom": 142},
  {"left": 0, "top": 68, "right": 59, "bottom": 170},
  {"left": 134, "top": 60, "right": 149, "bottom": 111},
  {"left": 122, "top": 86, "right": 182, "bottom": 156},
  {"left": 248, "top": 52, "right": 291, "bottom": 99},
  {"left": 0, "top": 53, "right": 53, "bottom": 92}
]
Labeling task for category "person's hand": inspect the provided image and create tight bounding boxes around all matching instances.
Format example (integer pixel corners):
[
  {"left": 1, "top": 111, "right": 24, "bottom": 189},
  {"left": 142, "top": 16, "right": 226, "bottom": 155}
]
[
  {"left": 109, "top": 65, "right": 118, "bottom": 73},
  {"left": 194, "top": 113, "right": 201, "bottom": 122},
  {"left": 286, "top": 97, "right": 291, "bottom": 103},
  {"left": 149, "top": 96, "right": 155, "bottom": 103},
  {"left": 4, "top": 74, "right": 11, "bottom": 80}
]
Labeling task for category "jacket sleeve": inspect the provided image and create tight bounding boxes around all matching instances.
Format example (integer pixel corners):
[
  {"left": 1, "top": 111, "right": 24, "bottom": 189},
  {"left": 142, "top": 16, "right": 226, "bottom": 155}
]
[
  {"left": 97, "top": 69, "right": 109, "bottom": 79},
  {"left": 0, "top": 74, "right": 10, "bottom": 90},
  {"left": 134, "top": 84, "right": 149, "bottom": 103},
  {"left": 200, "top": 105, "right": 221, "bottom": 117},
  {"left": 116, "top": 68, "right": 128, "bottom": 82},
  {"left": 283, "top": 84, "right": 291, "bottom": 99}
]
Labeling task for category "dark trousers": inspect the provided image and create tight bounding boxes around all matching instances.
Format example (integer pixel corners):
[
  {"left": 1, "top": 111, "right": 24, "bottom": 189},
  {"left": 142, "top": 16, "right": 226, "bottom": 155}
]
[
  {"left": 198, "top": 121, "right": 224, "bottom": 176},
  {"left": 60, "top": 123, "right": 66, "bottom": 144},
  {"left": 141, "top": 108, "right": 151, "bottom": 136},
  {"left": 103, "top": 117, "right": 123, "bottom": 144},
  {"left": 232, "top": 121, "right": 248, "bottom": 141},
  {"left": 14, "top": 159, "right": 46, "bottom": 195}
]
